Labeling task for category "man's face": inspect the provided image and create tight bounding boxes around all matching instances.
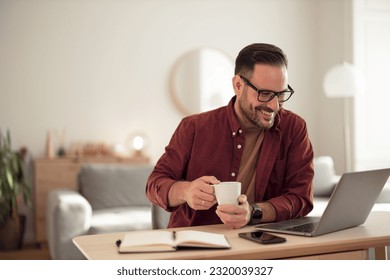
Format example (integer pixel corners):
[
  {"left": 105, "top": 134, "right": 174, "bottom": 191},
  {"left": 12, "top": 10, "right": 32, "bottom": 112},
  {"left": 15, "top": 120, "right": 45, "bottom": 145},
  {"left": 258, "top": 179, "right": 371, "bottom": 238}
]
[{"left": 233, "top": 64, "right": 288, "bottom": 129}]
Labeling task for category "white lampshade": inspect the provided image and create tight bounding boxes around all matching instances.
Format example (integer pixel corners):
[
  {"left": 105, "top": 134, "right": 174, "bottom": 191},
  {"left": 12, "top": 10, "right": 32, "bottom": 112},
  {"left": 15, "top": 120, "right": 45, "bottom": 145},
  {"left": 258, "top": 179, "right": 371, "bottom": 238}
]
[{"left": 323, "top": 62, "right": 365, "bottom": 98}]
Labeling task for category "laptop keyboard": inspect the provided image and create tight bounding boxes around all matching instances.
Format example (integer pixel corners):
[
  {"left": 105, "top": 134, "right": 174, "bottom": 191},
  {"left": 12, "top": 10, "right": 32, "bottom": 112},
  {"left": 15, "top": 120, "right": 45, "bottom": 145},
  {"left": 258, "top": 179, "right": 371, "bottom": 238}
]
[{"left": 285, "top": 222, "right": 319, "bottom": 233}]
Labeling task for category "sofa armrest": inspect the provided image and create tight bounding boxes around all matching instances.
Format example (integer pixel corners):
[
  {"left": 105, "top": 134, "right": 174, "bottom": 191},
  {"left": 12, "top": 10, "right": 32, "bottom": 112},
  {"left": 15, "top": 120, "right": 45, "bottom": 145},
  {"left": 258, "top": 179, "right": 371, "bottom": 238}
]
[
  {"left": 46, "top": 189, "right": 92, "bottom": 259},
  {"left": 151, "top": 204, "right": 170, "bottom": 229},
  {"left": 313, "top": 156, "right": 340, "bottom": 197}
]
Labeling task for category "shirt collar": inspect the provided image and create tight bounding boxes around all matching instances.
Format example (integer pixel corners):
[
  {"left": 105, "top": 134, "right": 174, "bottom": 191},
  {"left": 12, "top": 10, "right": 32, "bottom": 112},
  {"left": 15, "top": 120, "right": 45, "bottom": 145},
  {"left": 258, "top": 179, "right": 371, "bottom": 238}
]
[{"left": 226, "top": 96, "right": 242, "bottom": 137}]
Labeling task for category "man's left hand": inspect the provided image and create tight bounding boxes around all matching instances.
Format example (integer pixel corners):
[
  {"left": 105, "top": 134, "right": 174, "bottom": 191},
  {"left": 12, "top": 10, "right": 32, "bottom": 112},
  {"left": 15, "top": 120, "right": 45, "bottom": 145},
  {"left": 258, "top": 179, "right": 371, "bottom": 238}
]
[{"left": 215, "top": 194, "right": 251, "bottom": 229}]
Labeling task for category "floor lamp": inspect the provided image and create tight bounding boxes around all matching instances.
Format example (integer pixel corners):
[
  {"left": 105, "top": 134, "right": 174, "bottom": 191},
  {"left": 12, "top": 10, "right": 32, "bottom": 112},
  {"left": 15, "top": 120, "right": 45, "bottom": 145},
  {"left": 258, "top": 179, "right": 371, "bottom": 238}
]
[{"left": 323, "top": 62, "right": 365, "bottom": 172}]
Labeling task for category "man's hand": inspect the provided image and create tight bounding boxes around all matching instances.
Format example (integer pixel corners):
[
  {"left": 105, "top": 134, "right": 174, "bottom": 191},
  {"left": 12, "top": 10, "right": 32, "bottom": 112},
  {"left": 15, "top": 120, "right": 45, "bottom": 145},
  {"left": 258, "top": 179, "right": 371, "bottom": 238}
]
[
  {"left": 215, "top": 195, "right": 251, "bottom": 229},
  {"left": 184, "top": 176, "right": 219, "bottom": 210}
]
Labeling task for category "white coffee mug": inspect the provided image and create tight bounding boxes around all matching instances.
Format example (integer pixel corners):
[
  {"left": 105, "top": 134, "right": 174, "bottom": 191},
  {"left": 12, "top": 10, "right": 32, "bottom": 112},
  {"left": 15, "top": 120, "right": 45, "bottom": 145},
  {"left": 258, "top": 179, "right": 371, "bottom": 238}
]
[{"left": 213, "top": 181, "right": 241, "bottom": 205}]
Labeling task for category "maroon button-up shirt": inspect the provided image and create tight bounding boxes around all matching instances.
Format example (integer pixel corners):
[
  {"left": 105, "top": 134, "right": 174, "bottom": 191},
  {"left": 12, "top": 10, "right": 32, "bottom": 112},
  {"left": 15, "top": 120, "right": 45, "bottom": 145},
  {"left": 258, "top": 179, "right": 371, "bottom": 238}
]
[{"left": 146, "top": 97, "right": 314, "bottom": 228}]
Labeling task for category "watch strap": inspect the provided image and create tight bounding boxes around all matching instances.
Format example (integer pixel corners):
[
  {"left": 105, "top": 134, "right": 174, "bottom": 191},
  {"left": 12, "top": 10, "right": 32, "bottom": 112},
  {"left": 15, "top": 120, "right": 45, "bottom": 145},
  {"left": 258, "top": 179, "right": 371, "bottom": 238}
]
[{"left": 249, "top": 202, "right": 263, "bottom": 225}]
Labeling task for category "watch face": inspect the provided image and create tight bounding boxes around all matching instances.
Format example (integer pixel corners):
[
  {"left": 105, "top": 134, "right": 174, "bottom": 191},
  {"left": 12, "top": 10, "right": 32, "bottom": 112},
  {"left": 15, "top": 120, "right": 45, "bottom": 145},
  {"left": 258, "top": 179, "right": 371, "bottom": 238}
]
[
  {"left": 251, "top": 203, "right": 262, "bottom": 223},
  {"left": 253, "top": 208, "right": 262, "bottom": 219}
]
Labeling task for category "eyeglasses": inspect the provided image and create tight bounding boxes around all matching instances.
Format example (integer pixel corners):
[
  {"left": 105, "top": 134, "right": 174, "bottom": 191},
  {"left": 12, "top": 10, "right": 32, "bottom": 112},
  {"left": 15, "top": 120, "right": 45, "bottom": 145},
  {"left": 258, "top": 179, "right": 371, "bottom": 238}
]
[{"left": 239, "top": 75, "right": 294, "bottom": 103}]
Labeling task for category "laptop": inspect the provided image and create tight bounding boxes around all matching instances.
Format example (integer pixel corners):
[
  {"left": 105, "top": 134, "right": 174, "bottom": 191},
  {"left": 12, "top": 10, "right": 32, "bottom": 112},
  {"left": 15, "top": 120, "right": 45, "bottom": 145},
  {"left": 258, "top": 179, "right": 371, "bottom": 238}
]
[{"left": 256, "top": 168, "right": 390, "bottom": 237}]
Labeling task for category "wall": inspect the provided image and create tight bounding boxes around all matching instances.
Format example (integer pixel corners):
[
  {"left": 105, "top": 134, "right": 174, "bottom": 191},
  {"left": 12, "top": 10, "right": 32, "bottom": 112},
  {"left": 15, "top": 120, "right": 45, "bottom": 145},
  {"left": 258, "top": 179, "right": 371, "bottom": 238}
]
[
  {"left": 317, "top": 0, "right": 352, "bottom": 173},
  {"left": 1, "top": 0, "right": 344, "bottom": 163},
  {"left": 1, "top": 0, "right": 347, "bottom": 242}
]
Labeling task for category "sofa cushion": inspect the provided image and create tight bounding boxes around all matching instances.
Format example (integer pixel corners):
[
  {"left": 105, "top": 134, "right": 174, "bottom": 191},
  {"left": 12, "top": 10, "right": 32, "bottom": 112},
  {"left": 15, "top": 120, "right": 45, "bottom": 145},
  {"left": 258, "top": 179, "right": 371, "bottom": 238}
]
[
  {"left": 79, "top": 164, "right": 153, "bottom": 210},
  {"left": 376, "top": 180, "right": 390, "bottom": 203},
  {"left": 309, "top": 197, "right": 329, "bottom": 216},
  {"left": 88, "top": 206, "right": 152, "bottom": 234},
  {"left": 313, "top": 156, "right": 340, "bottom": 197}
]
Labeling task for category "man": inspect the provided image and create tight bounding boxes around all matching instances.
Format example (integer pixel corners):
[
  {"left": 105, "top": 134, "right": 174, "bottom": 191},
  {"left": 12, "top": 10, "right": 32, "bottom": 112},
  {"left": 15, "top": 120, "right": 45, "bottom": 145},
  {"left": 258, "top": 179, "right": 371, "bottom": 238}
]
[{"left": 146, "top": 43, "right": 314, "bottom": 229}]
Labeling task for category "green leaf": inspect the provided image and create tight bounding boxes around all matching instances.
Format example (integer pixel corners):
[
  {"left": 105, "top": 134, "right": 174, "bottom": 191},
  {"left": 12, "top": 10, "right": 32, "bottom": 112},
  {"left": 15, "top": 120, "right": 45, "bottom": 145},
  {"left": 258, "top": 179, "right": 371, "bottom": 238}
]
[
  {"left": 6, "top": 168, "right": 14, "bottom": 189},
  {"left": 0, "top": 129, "right": 32, "bottom": 223}
]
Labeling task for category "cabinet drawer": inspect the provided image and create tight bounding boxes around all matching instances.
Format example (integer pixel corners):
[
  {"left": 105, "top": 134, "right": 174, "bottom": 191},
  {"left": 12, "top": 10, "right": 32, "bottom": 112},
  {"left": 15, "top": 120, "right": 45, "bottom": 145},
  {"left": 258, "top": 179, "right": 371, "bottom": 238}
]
[{"left": 35, "top": 161, "right": 81, "bottom": 182}]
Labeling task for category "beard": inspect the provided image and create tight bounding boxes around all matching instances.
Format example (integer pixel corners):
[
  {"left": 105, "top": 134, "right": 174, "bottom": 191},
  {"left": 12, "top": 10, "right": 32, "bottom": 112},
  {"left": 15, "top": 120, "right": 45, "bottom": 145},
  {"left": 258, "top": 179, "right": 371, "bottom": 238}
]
[{"left": 237, "top": 92, "right": 278, "bottom": 129}]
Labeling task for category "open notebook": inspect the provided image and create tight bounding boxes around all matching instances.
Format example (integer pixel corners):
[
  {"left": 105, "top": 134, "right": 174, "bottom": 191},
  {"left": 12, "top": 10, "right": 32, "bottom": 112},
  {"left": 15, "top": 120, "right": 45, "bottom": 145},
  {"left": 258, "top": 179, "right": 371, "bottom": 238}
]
[
  {"left": 256, "top": 168, "right": 390, "bottom": 237},
  {"left": 117, "top": 230, "right": 230, "bottom": 253}
]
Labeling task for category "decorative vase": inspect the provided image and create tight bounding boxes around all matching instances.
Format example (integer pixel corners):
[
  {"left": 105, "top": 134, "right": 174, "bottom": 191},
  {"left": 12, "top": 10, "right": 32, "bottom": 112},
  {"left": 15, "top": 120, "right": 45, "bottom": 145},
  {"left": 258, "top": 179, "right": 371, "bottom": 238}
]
[
  {"left": 45, "top": 131, "right": 54, "bottom": 158},
  {"left": 0, "top": 212, "right": 26, "bottom": 250}
]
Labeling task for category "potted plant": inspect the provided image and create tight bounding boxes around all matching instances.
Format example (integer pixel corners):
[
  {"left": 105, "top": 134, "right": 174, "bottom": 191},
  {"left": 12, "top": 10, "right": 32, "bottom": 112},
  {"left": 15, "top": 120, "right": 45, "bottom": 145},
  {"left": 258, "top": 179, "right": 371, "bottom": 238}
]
[{"left": 0, "top": 129, "right": 31, "bottom": 250}]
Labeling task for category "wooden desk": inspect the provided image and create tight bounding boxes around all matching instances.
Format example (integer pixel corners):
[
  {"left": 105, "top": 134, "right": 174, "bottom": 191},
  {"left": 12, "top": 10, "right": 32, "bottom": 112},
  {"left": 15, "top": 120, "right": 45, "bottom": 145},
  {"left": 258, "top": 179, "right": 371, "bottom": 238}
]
[{"left": 73, "top": 211, "right": 390, "bottom": 260}]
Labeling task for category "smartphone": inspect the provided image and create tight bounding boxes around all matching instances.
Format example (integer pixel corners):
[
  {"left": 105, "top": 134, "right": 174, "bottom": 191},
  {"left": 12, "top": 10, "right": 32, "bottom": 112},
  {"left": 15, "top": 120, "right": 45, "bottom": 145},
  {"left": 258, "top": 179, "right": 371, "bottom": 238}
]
[{"left": 238, "top": 231, "right": 286, "bottom": 244}]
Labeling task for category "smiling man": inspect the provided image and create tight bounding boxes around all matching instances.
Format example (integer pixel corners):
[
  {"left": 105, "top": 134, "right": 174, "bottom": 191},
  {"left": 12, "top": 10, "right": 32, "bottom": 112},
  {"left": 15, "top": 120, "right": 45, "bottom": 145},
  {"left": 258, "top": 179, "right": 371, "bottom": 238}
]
[{"left": 146, "top": 43, "right": 314, "bottom": 229}]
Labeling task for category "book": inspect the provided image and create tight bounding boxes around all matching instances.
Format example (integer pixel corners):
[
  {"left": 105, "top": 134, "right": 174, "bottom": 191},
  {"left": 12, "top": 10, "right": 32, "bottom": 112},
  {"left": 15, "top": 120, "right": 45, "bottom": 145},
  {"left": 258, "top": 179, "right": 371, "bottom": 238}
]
[{"left": 117, "top": 230, "right": 230, "bottom": 253}]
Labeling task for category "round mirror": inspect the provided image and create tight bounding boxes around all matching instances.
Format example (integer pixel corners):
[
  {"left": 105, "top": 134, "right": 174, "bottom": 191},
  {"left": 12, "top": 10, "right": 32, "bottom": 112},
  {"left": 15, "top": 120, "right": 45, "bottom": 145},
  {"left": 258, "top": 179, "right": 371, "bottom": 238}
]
[{"left": 169, "top": 47, "right": 235, "bottom": 116}]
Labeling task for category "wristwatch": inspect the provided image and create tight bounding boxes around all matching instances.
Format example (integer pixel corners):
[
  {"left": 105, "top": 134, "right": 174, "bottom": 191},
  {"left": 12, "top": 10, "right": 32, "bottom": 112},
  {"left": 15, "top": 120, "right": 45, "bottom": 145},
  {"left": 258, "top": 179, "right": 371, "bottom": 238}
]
[{"left": 249, "top": 203, "right": 263, "bottom": 225}]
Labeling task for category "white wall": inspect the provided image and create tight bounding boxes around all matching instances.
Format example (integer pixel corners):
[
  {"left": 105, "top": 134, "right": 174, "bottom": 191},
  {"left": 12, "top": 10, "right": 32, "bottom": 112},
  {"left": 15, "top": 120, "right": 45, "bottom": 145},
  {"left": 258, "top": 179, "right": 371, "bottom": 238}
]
[
  {"left": 0, "top": 0, "right": 345, "bottom": 165},
  {"left": 317, "top": 0, "right": 352, "bottom": 173}
]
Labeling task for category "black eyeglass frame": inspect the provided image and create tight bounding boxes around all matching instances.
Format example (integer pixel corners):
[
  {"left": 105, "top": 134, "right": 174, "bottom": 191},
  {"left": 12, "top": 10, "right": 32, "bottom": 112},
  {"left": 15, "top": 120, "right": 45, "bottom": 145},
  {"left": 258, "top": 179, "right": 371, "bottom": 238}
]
[{"left": 239, "top": 75, "right": 295, "bottom": 103}]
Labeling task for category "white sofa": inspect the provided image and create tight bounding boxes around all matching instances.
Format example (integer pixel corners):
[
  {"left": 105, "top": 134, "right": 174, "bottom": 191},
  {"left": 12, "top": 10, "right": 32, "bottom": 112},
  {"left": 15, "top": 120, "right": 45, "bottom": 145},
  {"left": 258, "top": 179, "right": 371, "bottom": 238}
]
[{"left": 46, "top": 164, "right": 154, "bottom": 259}]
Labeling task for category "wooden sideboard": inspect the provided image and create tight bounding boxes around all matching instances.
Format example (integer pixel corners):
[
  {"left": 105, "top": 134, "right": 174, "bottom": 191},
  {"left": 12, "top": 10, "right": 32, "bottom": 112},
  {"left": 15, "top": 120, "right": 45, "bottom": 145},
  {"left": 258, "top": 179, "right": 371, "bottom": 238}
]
[{"left": 33, "top": 156, "right": 149, "bottom": 245}]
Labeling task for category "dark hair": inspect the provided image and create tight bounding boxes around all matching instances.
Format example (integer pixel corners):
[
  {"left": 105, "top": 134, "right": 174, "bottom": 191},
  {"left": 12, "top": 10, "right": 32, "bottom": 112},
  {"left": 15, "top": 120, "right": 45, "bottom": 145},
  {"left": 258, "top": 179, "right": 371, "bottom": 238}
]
[{"left": 234, "top": 43, "right": 288, "bottom": 76}]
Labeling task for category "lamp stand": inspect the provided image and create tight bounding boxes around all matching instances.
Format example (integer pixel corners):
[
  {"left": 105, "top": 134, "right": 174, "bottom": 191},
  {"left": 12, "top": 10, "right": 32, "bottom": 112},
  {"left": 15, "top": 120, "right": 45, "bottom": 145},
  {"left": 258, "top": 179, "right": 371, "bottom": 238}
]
[{"left": 343, "top": 97, "right": 353, "bottom": 172}]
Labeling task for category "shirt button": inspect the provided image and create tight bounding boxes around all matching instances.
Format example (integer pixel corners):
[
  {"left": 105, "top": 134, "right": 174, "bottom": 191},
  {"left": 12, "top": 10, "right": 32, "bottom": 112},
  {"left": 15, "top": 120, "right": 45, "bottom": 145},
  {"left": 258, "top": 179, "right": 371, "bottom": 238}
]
[
  {"left": 237, "top": 144, "right": 242, "bottom": 149},
  {"left": 239, "top": 129, "right": 243, "bottom": 134},
  {"left": 231, "top": 172, "right": 236, "bottom": 177},
  {"left": 232, "top": 132, "right": 236, "bottom": 136}
]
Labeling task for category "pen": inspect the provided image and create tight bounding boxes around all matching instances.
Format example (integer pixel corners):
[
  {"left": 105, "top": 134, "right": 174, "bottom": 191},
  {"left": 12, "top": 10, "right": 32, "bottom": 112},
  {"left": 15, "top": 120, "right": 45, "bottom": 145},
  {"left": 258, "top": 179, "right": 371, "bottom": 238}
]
[{"left": 172, "top": 231, "right": 176, "bottom": 241}]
